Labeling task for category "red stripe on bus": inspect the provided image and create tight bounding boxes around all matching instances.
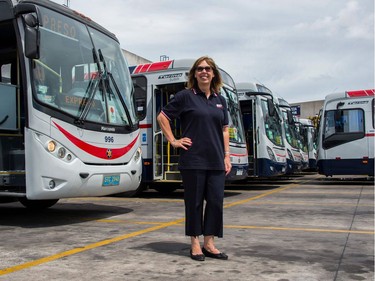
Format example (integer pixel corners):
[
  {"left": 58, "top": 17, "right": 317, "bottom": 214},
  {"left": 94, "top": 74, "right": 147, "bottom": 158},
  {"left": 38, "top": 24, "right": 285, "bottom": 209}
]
[
  {"left": 53, "top": 121, "right": 139, "bottom": 160},
  {"left": 230, "top": 153, "right": 247, "bottom": 157},
  {"left": 139, "top": 124, "right": 152, "bottom": 128},
  {"left": 347, "top": 89, "right": 375, "bottom": 97},
  {"left": 135, "top": 61, "right": 173, "bottom": 73},
  {"left": 365, "top": 133, "right": 375, "bottom": 137}
]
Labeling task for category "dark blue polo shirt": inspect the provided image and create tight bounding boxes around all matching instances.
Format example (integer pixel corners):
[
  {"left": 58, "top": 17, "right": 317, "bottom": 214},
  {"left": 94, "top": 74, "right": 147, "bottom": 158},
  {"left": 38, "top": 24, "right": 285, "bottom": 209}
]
[{"left": 161, "top": 88, "right": 229, "bottom": 170}]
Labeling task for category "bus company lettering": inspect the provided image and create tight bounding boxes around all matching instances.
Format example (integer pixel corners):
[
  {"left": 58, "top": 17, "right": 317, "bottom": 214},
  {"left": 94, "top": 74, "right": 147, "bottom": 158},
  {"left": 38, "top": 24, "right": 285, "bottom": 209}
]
[
  {"left": 101, "top": 126, "right": 116, "bottom": 132},
  {"left": 348, "top": 101, "right": 369, "bottom": 105},
  {"left": 158, "top": 73, "right": 183, "bottom": 80},
  {"left": 42, "top": 14, "right": 77, "bottom": 39}
]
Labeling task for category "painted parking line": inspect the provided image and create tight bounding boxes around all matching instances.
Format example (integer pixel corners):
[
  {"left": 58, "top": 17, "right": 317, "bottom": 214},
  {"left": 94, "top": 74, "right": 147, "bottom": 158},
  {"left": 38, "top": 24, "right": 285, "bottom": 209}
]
[
  {"left": 224, "top": 225, "right": 374, "bottom": 235},
  {"left": 0, "top": 218, "right": 185, "bottom": 276}
]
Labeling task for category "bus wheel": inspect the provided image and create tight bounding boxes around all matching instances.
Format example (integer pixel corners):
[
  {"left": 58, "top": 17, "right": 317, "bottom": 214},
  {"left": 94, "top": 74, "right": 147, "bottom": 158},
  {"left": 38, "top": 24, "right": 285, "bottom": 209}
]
[
  {"left": 153, "top": 186, "right": 177, "bottom": 195},
  {"left": 18, "top": 198, "right": 59, "bottom": 209}
]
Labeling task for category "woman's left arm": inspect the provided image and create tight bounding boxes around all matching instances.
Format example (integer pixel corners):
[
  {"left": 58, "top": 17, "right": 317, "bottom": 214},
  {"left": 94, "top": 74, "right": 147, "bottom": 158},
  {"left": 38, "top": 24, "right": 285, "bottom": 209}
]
[{"left": 223, "top": 126, "right": 232, "bottom": 175}]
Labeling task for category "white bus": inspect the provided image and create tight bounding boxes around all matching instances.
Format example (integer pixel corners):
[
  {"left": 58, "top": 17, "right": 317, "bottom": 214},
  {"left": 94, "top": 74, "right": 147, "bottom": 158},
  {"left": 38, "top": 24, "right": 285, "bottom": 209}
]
[
  {"left": 0, "top": 0, "right": 142, "bottom": 208},
  {"left": 296, "top": 118, "right": 317, "bottom": 170},
  {"left": 237, "top": 82, "right": 287, "bottom": 177},
  {"left": 317, "top": 89, "right": 374, "bottom": 176},
  {"left": 277, "top": 98, "right": 303, "bottom": 174},
  {"left": 130, "top": 59, "right": 248, "bottom": 193}
]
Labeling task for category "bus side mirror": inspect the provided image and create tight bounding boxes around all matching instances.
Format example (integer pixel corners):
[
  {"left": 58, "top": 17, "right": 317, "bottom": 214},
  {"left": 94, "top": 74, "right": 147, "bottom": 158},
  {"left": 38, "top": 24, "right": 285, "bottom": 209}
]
[
  {"left": 14, "top": 4, "right": 41, "bottom": 59},
  {"left": 287, "top": 110, "right": 294, "bottom": 124},
  {"left": 267, "top": 99, "right": 275, "bottom": 116},
  {"left": 24, "top": 14, "right": 40, "bottom": 59}
]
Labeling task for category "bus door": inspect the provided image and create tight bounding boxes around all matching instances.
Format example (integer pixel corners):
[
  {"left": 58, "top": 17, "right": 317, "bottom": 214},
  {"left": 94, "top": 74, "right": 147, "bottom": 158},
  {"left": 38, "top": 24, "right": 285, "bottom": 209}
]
[
  {"left": 153, "top": 87, "right": 163, "bottom": 181},
  {"left": 0, "top": 58, "right": 25, "bottom": 188},
  {"left": 240, "top": 97, "right": 256, "bottom": 176}
]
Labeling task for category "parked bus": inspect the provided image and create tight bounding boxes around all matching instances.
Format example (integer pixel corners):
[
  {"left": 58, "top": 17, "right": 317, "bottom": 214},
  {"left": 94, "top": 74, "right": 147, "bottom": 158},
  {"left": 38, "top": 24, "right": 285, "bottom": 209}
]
[
  {"left": 237, "top": 82, "right": 286, "bottom": 177},
  {"left": 278, "top": 98, "right": 303, "bottom": 174},
  {"left": 130, "top": 59, "right": 248, "bottom": 193},
  {"left": 0, "top": 0, "right": 142, "bottom": 208},
  {"left": 316, "top": 89, "right": 374, "bottom": 176},
  {"left": 296, "top": 118, "right": 317, "bottom": 170}
]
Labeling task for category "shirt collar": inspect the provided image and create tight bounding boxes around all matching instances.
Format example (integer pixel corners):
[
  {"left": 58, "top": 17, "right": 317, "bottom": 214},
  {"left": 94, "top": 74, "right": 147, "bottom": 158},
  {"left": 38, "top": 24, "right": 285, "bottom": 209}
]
[{"left": 192, "top": 88, "right": 218, "bottom": 97}]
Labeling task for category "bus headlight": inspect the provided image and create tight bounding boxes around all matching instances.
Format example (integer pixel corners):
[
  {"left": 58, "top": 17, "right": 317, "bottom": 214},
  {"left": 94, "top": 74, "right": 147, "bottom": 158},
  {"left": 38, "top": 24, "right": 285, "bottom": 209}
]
[
  {"left": 267, "top": 146, "right": 276, "bottom": 162},
  {"left": 57, "top": 147, "right": 66, "bottom": 158},
  {"left": 134, "top": 147, "right": 142, "bottom": 162},
  {"left": 47, "top": 141, "right": 56, "bottom": 152}
]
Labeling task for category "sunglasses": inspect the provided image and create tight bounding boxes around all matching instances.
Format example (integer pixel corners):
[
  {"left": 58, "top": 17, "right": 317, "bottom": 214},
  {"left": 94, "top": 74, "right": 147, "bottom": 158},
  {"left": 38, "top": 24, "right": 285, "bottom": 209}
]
[{"left": 196, "top": 66, "right": 212, "bottom": 72}]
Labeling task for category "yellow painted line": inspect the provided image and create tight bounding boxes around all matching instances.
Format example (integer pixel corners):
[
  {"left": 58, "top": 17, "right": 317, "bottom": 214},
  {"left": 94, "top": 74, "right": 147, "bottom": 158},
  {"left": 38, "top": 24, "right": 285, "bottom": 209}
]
[
  {"left": 0, "top": 218, "right": 184, "bottom": 276},
  {"left": 282, "top": 190, "right": 374, "bottom": 195},
  {"left": 225, "top": 225, "right": 375, "bottom": 235},
  {"left": 248, "top": 201, "right": 374, "bottom": 207}
]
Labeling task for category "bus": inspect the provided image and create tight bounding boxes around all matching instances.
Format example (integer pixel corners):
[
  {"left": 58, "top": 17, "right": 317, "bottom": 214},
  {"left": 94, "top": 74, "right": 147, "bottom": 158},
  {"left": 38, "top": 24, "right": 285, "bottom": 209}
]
[
  {"left": 0, "top": 0, "right": 142, "bottom": 208},
  {"left": 236, "top": 82, "right": 286, "bottom": 177},
  {"left": 316, "top": 89, "right": 374, "bottom": 176},
  {"left": 130, "top": 59, "right": 248, "bottom": 193},
  {"left": 278, "top": 98, "right": 303, "bottom": 174},
  {"left": 296, "top": 117, "right": 317, "bottom": 170}
]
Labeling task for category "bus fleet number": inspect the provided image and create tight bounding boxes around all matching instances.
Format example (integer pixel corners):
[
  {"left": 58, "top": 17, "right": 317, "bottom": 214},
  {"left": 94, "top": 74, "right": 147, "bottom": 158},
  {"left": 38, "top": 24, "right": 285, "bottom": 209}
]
[{"left": 105, "top": 136, "right": 114, "bottom": 143}]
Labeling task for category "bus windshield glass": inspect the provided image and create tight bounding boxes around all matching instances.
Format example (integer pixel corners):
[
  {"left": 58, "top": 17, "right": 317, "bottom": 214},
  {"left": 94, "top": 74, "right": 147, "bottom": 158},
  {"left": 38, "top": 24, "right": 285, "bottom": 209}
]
[
  {"left": 261, "top": 99, "right": 284, "bottom": 146},
  {"left": 31, "top": 6, "right": 136, "bottom": 126},
  {"left": 281, "top": 111, "right": 300, "bottom": 148},
  {"left": 221, "top": 87, "right": 245, "bottom": 143}
]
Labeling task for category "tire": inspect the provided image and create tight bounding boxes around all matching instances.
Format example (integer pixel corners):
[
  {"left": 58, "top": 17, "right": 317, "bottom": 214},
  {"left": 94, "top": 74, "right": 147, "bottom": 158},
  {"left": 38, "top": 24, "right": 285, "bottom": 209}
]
[
  {"left": 18, "top": 198, "right": 59, "bottom": 209},
  {"left": 153, "top": 186, "right": 177, "bottom": 195}
]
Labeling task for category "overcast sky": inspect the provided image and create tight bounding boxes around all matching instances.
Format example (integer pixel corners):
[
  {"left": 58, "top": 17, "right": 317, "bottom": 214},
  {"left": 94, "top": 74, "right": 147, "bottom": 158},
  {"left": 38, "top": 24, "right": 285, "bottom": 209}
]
[{"left": 53, "top": 0, "right": 373, "bottom": 103}]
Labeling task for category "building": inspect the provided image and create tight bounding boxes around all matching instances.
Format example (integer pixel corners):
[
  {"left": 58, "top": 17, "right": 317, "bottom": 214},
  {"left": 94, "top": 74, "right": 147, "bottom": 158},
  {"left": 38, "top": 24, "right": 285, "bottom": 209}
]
[
  {"left": 122, "top": 49, "right": 151, "bottom": 66},
  {"left": 290, "top": 100, "right": 324, "bottom": 119}
]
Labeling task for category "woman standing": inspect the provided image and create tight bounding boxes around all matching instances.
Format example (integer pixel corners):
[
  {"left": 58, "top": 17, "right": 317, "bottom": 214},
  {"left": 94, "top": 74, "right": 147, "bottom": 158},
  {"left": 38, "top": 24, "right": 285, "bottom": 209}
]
[{"left": 157, "top": 56, "right": 231, "bottom": 261}]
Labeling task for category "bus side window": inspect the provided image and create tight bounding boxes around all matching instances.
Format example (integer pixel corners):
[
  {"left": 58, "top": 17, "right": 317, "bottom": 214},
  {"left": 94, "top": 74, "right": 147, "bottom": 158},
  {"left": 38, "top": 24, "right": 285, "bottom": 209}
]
[{"left": 132, "top": 76, "right": 147, "bottom": 121}]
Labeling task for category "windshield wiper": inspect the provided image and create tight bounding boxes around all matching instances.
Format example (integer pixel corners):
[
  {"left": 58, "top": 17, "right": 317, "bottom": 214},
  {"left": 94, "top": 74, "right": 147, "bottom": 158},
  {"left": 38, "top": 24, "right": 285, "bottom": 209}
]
[
  {"left": 75, "top": 49, "right": 101, "bottom": 125},
  {"left": 98, "top": 49, "right": 134, "bottom": 128}
]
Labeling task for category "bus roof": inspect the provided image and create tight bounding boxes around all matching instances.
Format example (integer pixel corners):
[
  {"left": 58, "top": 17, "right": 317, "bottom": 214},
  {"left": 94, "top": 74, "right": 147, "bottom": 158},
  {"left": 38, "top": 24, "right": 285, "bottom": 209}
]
[
  {"left": 325, "top": 89, "right": 375, "bottom": 101},
  {"left": 129, "top": 59, "right": 236, "bottom": 89},
  {"left": 129, "top": 59, "right": 194, "bottom": 74},
  {"left": 18, "top": 0, "right": 118, "bottom": 42},
  {"left": 236, "top": 82, "right": 272, "bottom": 95}
]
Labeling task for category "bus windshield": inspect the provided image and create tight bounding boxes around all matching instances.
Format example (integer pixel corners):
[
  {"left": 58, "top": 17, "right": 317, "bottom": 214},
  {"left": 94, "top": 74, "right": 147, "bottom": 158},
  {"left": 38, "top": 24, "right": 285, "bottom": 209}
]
[
  {"left": 281, "top": 111, "right": 300, "bottom": 149},
  {"left": 31, "top": 6, "right": 136, "bottom": 127},
  {"left": 261, "top": 99, "right": 284, "bottom": 146},
  {"left": 221, "top": 87, "right": 245, "bottom": 143}
]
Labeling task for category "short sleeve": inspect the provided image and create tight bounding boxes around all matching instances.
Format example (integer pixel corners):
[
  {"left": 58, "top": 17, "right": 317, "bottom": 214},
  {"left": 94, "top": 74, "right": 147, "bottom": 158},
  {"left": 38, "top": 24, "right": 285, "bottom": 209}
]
[{"left": 160, "top": 90, "right": 187, "bottom": 120}]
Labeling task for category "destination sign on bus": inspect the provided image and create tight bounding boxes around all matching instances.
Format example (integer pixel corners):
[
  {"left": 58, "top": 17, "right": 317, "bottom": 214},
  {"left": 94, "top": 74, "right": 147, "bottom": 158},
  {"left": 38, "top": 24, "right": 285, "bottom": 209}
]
[{"left": 39, "top": 7, "right": 79, "bottom": 39}]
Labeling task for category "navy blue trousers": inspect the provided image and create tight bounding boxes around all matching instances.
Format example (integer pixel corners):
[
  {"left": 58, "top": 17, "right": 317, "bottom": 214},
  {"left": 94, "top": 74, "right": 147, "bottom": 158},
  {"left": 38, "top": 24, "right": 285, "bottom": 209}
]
[{"left": 180, "top": 169, "right": 225, "bottom": 238}]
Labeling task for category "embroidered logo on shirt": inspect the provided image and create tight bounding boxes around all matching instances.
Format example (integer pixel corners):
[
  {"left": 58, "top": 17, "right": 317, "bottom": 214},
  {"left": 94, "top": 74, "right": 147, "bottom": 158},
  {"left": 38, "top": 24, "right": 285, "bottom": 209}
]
[{"left": 216, "top": 104, "right": 223, "bottom": 108}]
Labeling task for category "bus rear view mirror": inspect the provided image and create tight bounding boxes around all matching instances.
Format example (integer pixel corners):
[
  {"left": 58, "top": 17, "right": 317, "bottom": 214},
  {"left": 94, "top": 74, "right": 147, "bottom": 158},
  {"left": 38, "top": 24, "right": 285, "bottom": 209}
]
[
  {"left": 24, "top": 14, "right": 40, "bottom": 59},
  {"left": 267, "top": 99, "right": 275, "bottom": 116}
]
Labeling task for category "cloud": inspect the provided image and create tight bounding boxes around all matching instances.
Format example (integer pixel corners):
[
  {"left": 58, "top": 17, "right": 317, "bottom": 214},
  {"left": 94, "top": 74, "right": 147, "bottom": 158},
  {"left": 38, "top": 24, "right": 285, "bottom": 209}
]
[{"left": 294, "top": 0, "right": 373, "bottom": 39}]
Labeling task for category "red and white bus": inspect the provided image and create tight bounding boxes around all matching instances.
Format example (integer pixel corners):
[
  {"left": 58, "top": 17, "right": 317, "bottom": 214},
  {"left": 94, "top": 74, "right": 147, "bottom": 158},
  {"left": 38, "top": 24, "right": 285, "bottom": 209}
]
[
  {"left": 317, "top": 89, "right": 374, "bottom": 176},
  {"left": 0, "top": 0, "right": 142, "bottom": 208}
]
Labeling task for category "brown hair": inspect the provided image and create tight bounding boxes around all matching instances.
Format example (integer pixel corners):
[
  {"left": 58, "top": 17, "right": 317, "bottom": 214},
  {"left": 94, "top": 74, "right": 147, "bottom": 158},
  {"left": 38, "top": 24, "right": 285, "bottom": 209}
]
[{"left": 187, "top": 56, "right": 223, "bottom": 94}]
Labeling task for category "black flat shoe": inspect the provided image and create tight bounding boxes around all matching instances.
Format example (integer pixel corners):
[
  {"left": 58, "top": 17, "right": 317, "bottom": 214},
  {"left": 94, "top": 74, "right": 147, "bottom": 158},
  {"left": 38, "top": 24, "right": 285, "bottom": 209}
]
[
  {"left": 202, "top": 247, "right": 228, "bottom": 260},
  {"left": 190, "top": 250, "right": 205, "bottom": 261}
]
